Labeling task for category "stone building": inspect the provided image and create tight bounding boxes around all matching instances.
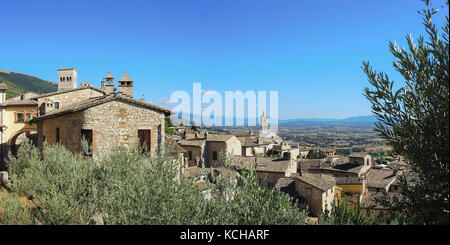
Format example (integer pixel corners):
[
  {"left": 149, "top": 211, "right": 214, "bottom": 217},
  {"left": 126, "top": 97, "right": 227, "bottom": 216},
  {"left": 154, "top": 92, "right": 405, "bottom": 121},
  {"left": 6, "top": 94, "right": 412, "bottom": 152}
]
[
  {"left": 177, "top": 131, "right": 242, "bottom": 168},
  {"left": 34, "top": 93, "right": 170, "bottom": 159},
  {"left": 295, "top": 173, "right": 338, "bottom": 216},
  {"left": 32, "top": 86, "right": 106, "bottom": 116},
  {"left": 348, "top": 152, "right": 372, "bottom": 166},
  {"left": 237, "top": 135, "right": 271, "bottom": 157}
]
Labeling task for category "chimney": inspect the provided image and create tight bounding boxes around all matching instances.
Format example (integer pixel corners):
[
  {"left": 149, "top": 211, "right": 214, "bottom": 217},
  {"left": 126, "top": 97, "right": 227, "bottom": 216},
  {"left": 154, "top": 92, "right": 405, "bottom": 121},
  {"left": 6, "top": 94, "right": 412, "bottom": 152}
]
[{"left": 118, "top": 72, "right": 133, "bottom": 98}]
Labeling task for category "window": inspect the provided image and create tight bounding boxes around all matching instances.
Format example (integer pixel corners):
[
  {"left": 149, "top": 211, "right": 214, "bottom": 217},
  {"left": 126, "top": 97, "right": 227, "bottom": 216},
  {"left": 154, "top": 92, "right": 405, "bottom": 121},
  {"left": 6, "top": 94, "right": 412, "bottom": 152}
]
[
  {"left": 188, "top": 151, "right": 193, "bottom": 160},
  {"left": 55, "top": 128, "right": 60, "bottom": 143},
  {"left": 26, "top": 113, "right": 33, "bottom": 120},
  {"left": 54, "top": 102, "right": 60, "bottom": 109},
  {"left": 212, "top": 151, "right": 218, "bottom": 160},
  {"left": 81, "top": 129, "right": 93, "bottom": 157},
  {"left": 138, "top": 129, "right": 151, "bottom": 154},
  {"left": 16, "top": 113, "right": 25, "bottom": 122}
]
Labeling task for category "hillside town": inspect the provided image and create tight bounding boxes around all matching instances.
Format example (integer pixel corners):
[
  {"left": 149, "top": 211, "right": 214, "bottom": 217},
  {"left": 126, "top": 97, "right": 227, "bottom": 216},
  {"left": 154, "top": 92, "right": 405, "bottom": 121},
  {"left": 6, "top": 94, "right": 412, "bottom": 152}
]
[{"left": 0, "top": 68, "right": 416, "bottom": 220}]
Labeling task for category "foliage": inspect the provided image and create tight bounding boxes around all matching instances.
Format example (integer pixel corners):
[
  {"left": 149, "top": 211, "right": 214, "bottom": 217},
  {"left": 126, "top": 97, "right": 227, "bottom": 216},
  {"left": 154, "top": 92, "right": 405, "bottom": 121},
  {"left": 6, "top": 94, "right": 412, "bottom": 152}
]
[
  {"left": 164, "top": 118, "right": 176, "bottom": 135},
  {"left": 3, "top": 139, "right": 311, "bottom": 225},
  {"left": 362, "top": 0, "right": 449, "bottom": 224},
  {"left": 307, "top": 149, "right": 321, "bottom": 159}
]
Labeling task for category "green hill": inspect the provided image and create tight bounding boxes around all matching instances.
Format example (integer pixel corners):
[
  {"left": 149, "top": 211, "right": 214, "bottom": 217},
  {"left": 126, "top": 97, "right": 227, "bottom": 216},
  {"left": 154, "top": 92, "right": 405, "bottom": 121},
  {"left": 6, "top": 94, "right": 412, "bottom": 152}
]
[{"left": 0, "top": 69, "right": 58, "bottom": 99}]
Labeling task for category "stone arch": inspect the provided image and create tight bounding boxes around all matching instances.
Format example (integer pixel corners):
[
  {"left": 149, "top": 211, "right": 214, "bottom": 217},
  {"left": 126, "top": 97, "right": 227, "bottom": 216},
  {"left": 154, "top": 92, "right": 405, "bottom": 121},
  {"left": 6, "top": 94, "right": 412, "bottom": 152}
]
[{"left": 7, "top": 128, "right": 38, "bottom": 156}]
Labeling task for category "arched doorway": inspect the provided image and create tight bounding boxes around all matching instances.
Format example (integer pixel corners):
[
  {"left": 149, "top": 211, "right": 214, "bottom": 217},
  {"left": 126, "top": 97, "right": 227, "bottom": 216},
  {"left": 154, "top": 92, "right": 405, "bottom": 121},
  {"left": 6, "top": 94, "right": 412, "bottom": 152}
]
[{"left": 8, "top": 129, "right": 38, "bottom": 156}]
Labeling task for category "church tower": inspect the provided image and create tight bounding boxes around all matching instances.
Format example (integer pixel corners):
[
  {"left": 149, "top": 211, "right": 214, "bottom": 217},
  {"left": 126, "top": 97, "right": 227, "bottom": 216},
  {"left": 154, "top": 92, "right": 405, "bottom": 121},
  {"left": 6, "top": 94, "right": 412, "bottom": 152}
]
[
  {"left": 260, "top": 110, "right": 269, "bottom": 138},
  {"left": 57, "top": 68, "right": 77, "bottom": 91}
]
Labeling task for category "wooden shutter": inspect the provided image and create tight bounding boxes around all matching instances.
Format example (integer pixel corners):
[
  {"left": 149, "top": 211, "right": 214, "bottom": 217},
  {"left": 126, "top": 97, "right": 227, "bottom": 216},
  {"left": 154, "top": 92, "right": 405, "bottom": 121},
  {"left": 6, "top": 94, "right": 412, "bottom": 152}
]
[{"left": 138, "top": 130, "right": 151, "bottom": 154}]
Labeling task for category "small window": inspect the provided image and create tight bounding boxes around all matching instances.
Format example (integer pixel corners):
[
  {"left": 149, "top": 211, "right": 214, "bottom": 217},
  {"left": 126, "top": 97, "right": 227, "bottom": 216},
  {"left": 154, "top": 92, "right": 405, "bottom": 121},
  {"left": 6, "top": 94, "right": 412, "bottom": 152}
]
[
  {"left": 55, "top": 102, "right": 60, "bottom": 109},
  {"left": 55, "top": 128, "right": 60, "bottom": 143},
  {"left": 26, "top": 113, "right": 33, "bottom": 120},
  {"left": 188, "top": 151, "right": 193, "bottom": 160},
  {"left": 16, "top": 113, "right": 25, "bottom": 122},
  {"left": 212, "top": 151, "right": 218, "bottom": 160}
]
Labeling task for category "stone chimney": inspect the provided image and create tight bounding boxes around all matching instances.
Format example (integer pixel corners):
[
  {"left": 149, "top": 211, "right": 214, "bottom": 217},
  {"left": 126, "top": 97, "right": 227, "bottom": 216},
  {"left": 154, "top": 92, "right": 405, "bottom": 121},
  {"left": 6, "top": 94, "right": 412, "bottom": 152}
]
[{"left": 118, "top": 72, "right": 133, "bottom": 98}]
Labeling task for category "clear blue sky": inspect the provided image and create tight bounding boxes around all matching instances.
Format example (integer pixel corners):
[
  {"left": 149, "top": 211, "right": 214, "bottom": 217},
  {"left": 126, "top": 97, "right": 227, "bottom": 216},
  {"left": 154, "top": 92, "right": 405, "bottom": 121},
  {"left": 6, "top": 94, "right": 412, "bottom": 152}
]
[{"left": 0, "top": 0, "right": 447, "bottom": 119}]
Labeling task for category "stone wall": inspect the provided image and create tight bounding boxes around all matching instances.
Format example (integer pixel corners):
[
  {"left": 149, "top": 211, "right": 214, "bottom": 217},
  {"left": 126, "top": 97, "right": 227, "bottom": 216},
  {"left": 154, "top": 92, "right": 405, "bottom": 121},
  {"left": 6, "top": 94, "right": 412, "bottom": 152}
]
[
  {"left": 295, "top": 178, "right": 325, "bottom": 216},
  {"left": 38, "top": 99, "right": 165, "bottom": 159},
  {"left": 37, "top": 88, "right": 104, "bottom": 115},
  {"left": 206, "top": 141, "right": 227, "bottom": 168},
  {"left": 183, "top": 145, "right": 205, "bottom": 167},
  {"left": 225, "top": 136, "right": 242, "bottom": 156}
]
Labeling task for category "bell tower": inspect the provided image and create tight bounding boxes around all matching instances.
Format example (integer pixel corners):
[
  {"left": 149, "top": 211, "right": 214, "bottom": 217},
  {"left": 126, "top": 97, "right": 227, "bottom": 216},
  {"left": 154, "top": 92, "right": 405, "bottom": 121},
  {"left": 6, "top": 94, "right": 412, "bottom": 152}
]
[
  {"left": 103, "top": 72, "right": 115, "bottom": 94},
  {"left": 57, "top": 68, "right": 77, "bottom": 91},
  {"left": 260, "top": 110, "right": 269, "bottom": 138}
]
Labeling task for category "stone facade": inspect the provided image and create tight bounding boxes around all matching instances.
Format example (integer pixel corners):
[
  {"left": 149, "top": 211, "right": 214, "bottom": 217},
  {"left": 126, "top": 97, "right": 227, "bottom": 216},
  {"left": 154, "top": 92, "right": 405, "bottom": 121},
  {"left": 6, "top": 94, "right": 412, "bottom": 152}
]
[
  {"left": 295, "top": 174, "right": 336, "bottom": 216},
  {"left": 37, "top": 99, "right": 165, "bottom": 159},
  {"left": 183, "top": 145, "right": 205, "bottom": 167},
  {"left": 36, "top": 87, "right": 105, "bottom": 116}
]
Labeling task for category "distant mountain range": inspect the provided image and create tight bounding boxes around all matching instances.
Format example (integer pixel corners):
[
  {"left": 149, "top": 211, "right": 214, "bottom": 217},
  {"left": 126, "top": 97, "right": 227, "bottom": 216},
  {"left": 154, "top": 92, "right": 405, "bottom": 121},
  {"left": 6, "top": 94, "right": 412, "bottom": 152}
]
[
  {"left": 279, "top": 115, "right": 377, "bottom": 123},
  {"left": 278, "top": 115, "right": 377, "bottom": 127},
  {"left": 0, "top": 69, "right": 58, "bottom": 98},
  {"left": 168, "top": 114, "right": 377, "bottom": 128}
]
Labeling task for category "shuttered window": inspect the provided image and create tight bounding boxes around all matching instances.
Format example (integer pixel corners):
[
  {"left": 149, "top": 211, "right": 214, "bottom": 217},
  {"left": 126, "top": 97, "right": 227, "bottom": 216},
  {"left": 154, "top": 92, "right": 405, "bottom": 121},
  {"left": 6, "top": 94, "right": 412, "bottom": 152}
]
[{"left": 138, "top": 129, "right": 151, "bottom": 154}]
